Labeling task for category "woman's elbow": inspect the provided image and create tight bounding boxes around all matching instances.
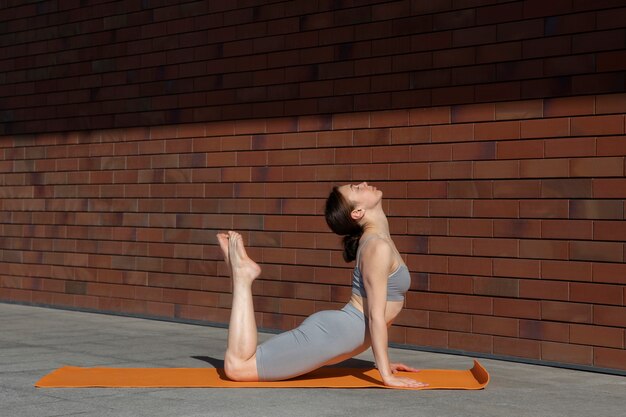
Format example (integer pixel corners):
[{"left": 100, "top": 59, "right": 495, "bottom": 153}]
[{"left": 368, "top": 314, "right": 386, "bottom": 327}]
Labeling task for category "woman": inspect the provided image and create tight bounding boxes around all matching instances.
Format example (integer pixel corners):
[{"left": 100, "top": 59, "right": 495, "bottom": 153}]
[{"left": 217, "top": 182, "right": 427, "bottom": 388}]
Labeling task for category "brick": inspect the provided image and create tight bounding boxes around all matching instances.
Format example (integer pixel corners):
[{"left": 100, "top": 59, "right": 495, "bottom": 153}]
[
  {"left": 522, "top": 36, "right": 571, "bottom": 59},
  {"left": 410, "top": 143, "right": 451, "bottom": 161},
  {"left": 406, "top": 181, "right": 447, "bottom": 198},
  {"left": 520, "top": 158, "right": 569, "bottom": 178},
  {"left": 407, "top": 218, "right": 448, "bottom": 235},
  {"left": 430, "top": 161, "right": 472, "bottom": 179},
  {"left": 594, "top": 347, "right": 626, "bottom": 371},
  {"left": 453, "top": 64, "right": 495, "bottom": 87},
  {"left": 448, "top": 332, "right": 493, "bottom": 354},
  {"left": 544, "top": 54, "right": 595, "bottom": 77},
  {"left": 571, "top": 157, "right": 624, "bottom": 177},
  {"left": 429, "top": 199, "right": 472, "bottom": 217},
  {"left": 597, "top": 136, "right": 626, "bottom": 157},
  {"left": 494, "top": 336, "right": 541, "bottom": 359},
  {"left": 475, "top": 81, "right": 521, "bottom": 102},
  {"left": 541, "top": 301, "right": 592, "bottom": 324},
  {"left": 473, "top": 160, "right": 519, "bottom": 179},
  {"left": 447, "top": 180, "right": 492, "bottom": 198},
  {"left": 429, "top": 311, "right": 471, "bottom": 332},
  {"left": 393, "top": 308, "right": 428, "bottom": 327},
  {"left": 597, "top": 50, "right": 626, "bottom": 72},
  {"left": 541, "top": 219, "right": 592, "bottom": 240},
  {"left": 542, "top": 179, "right": 592, "bottom": 198},
  {"left": 541, "top": 260, "right": 592, "bottom": 282},
  {"left": 498, "top": 17, "right": 544, "bottom": 41},
  {"left": 545, "top": 137, "right": 596, "bottom": 158},
  {"left": 450, "top": 103, "right": 495, "bottom": 123},
  {"left": 493, "top": 298, "right": 541, "bottom": 320},
  {"left": 493, "top": 219, "right": 541, "bottom": 239},
  {"left": 571, "top": 324, "right": 624, "bottom": 349},
  {"left": 429, "top": 274, "right": 473, "bottom": 295},
  {"left": 571, "top": 72, "right": 625, "bottom": 96},
  {"left": 594, "top": 220, "right": 626, "bottom": 241},
  {"left": 495, "top": 99, "right": 543, "bottom": 120},
  {"left": 520, "top": 279, "right": 569, "bottom": 301},
  {"left": 520, "top": 199, "right": 568, "bottom": 218},
  {"left": 335, "top": 147, "right": 370, "bottom": 164},
  {"left": 473, "top": 315, "right": 518, "bottom": 337},
  {"left": 493, "top": 180, "right": 541, "bottom": 198},
  {"left": 497, "top": 140, "right": 544, "bottom": 159},
  {"left": 571, "top": 115, "right": 625, "bottom": 136},
  {"left": 372, "top": 145, "right": 412, "bottom": 163},
  {"left": 520, "top": 118, "right": 570, "bottom": 138},
  {"left": 570, "top": 241, "right": 623, "bottom": 263},
  {"left": 593, "top": 179, "right": 626, "bottom": 198},
  {"left": 388, "top": 199, "right": 429, "bottom": 217},
  {"left": 432, "top": 85, "right": 476, "bottom": 106},
  {"left": 406, "top": 289, "right": 449, "bottom": 311},
  {"left": 493, "top": 258, "right": 541, "bottom": 279},
  {"left": 370, "top": 110, "right": 409, "bottom": 128},
  {"left": 406, "top": 327, "right": 448, "bottom": 349},
  {"left": 391, "top": 126, "right": 431, "bottom": 145},
  {"left": 596, "top": 93, "right": 626, "bottom": 114},
  {"left": 430, "top": 236, "right": 472, "bottom": 256},
  {"left": 519, "top": 239, "right": 569, "bottom": 260},
  {"left": 431, "top": 123, "right": 473, "bottom": 143},
  {"left": 449, "top": 219, "right": 493, "bottom": 236},
  {"left": 409, "top": 107, "right": 450, "bottom": 125},
  {"left": 452, "top": 25, "right": 497, "bottom": 47},
  {"left": 473, "top": 277, "right": 519, "bottom": 297},
  {"left": 541, "top": 341, "right": 593, "bottom": 366},
  {"left": 594, "top": 305, "right": 626, "bottom": 327},
  {"left": 473, "top": 237, "right": 518, "bottom": 258},
  {"left": 544, "top": 96, "right": 595, "bottom": 117},
  {"left": 473, "top": 200, "right": 520, "bottom": 218},
  {"left": 571, "top": 282, "right": 623, "bottom": 305},
  {"left": 474, "top": 121, "right": 520, "bottom": 141}
]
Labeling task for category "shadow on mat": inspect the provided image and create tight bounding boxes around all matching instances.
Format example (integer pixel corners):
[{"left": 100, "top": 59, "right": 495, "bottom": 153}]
[
  {"left": 191, "top": 356, "right": 374, "bottom": 369},
  {"left": 192, "top": 355, "right": 379, "bottom": 384},
  {"left": 327, "top": 358, "right": 375, "bottom": 368},
  {"left": 192, "top": 356, "right": 224, "bottom": 368}
]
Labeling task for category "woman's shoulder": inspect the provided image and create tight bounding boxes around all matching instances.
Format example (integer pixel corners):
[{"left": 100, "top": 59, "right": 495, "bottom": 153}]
[{"left": 358, "top": 234, "right": 394, "bottom": 259}]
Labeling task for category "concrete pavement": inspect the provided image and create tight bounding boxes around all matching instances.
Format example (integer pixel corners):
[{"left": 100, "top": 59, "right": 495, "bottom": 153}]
[{"left": 1, "top": 302, "right": 624, "bottom": 417}]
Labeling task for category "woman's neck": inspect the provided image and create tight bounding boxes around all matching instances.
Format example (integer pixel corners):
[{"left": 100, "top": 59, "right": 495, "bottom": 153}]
[{"left": 361, "top": 207, "right": 390, "bottom": 238}]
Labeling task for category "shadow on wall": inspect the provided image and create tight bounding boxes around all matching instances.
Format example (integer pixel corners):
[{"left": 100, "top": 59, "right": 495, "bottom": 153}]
[{"left": 1, "top": 1, "right": 625, "bottom": 134}]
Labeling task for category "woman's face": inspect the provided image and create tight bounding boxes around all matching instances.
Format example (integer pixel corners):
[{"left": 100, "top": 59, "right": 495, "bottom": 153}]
[{"left": 338, "top": 182, "right": 383, "bottom": 210}]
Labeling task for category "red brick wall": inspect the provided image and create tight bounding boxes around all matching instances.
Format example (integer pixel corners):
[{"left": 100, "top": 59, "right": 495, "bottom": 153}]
[
  {"left": 2, "top": 0, "right": 625, "bottom": 134},
  {"left": 1, "top": 1, "right": 626, "bottom": 373}
]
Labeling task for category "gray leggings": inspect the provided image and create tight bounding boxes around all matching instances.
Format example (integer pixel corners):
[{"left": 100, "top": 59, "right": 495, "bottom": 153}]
[{"left": 255, "top": 303, "right": 371, "bottom": 381}]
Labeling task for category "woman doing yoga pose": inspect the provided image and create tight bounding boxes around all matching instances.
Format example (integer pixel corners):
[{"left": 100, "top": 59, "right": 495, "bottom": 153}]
[{"left": 217, "top": 182, "right": 428, "bottom": 388}]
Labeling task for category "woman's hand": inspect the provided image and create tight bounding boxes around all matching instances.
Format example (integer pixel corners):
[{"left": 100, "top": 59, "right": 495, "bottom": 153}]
[
  {"left": 382, "top": 374, "right": 429, "bottom": 389},
  {"left": 382, "top": 362, "right": 428, "bottom": 388},
  {"left": 390, "top": 362, "right": 420, "bottom": 373}
]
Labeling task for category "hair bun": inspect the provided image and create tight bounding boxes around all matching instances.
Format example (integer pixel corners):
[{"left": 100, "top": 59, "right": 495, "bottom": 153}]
[{"left": 342, "top": 232, "right": 363, "bottom": 262}]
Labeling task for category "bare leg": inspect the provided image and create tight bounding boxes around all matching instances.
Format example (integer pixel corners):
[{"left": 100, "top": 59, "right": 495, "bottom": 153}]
[{"left": 217, "top": 231, "right": 261, "bottom": 381}]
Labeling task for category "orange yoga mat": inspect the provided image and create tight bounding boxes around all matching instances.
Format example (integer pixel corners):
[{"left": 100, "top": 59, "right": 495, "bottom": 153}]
[{"left": 35, "top": 360, "right": 489, "bottom": 390}]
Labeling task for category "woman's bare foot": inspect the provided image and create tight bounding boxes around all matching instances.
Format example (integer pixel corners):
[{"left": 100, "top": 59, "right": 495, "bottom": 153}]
[
  {"left": 217, "top": 233, "right": 230, "bottom": 263},
  {"left": 219, "top": 231, "right": 261, "bottom": 285}
]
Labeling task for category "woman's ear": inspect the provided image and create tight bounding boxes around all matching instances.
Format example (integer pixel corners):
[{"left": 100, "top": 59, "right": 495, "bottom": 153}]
[{"left": 350, "top": 207, "right": 365, "bottom": 221}]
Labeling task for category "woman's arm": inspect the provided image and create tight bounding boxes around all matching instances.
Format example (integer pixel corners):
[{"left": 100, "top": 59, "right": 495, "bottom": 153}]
[
  {"left": 360, "top": 239, "right": 394, "bottom": 379},
  {"left": 361, "top": 239, "right": 425, "bottom": 388}
]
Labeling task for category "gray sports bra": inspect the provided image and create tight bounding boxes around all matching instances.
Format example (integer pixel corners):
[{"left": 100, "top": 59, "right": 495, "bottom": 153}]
[{"left": 351, "top": 236, "right": 411, "bottom": 301}]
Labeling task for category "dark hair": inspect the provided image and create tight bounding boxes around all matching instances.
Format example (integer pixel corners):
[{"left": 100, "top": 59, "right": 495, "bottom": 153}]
[{"left": 324, "top": 186, "right": 364, "bottom": 262}]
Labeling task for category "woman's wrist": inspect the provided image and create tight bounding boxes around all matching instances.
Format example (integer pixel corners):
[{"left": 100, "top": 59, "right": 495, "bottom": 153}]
[{"left": 378, "top": 365, "right": 393, "bottom": 379}]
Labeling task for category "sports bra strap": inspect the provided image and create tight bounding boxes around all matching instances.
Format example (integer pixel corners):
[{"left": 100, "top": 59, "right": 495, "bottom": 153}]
[{"left": 355, "top": 234, "right": 382, "bottom": 264}]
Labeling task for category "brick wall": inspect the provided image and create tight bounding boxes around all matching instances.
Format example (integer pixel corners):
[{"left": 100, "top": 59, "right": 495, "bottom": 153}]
[
  {"left": 2, "top": 0, "right": 626, "bottom": 134},
  {"left": 1, "top": 0, "right": 625, "bottom": 373}
]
